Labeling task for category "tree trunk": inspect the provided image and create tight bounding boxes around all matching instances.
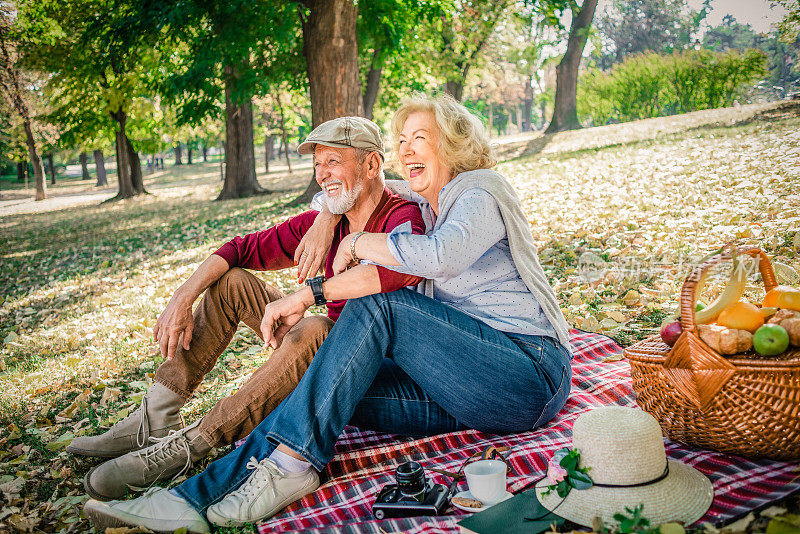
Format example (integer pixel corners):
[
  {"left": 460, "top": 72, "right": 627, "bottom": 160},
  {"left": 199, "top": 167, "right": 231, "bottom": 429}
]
[
  {"left": 264, "top": 134, "right": 274, "bottom": 173},
  {"left": 545, "top": 0, "right": 598, "bottom": 134},
  {"left": 219, "top": 142, "right": 225, "bottom": 181},
  {"left": 174, "top": 143, "right": 183, "bottom": 165},
  {"left": 79, "top": 152, "right": 90, "bottom": 180},
  {"left": 522, "top": 75, "right": 533, "bottom": 132},
  {"left": 296, "top": 0, "right": 363, "bottom": 204},
  {"left": 363, "top": 48, "right": 382, "bottom": 120},
  {"left": 187, "top": 147, "right": 193, "bottom": 165},
  {"left": 444, "top": 80, "right": 465, "bottom": 102},
  {"left": 47, "top": 154, "right": 56, "bottom": 185},
  {"left": 17, "top": 161, "right": 25, "bottom": 183},
  {"left": 540, "top": 101, "right": 547, "bottom": 129},
  {"left": 275, "top": 91, "right": 293, "bottom": 174},
  {"left": 110, "top": 110, "right": 135, "bottom": 200},
  {"left": 217, "top": 65, "right": 267, "bottom": 200},
  {"left": 46, "top": 154, "right": 56, "bottom": 185},
  {"left": 23, "top": 122, "right": 46, "bottom": 200},
  {"left": 127, "top": 135, "right": 146, "bottom": 194},
  {"left": 0, "top": 30, "right": 45, "bottom": 199},
  {"left": 94, "top": 149, "right": 108, "bottom": 186},
  {"left": 202, "top": 146, "right": 208, "bottom": 162}
]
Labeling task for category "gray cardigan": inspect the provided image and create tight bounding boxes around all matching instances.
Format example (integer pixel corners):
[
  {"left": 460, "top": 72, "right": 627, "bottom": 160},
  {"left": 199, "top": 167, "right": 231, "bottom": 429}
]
[{"left": 385, "top": 170, "right": 573, "bottom": 355}]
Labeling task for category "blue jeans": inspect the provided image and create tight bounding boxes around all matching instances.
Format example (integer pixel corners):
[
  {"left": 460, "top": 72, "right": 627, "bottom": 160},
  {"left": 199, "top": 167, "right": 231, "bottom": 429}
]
[{"left": 174, "top": 289, "right": 571, "bottom": 513}]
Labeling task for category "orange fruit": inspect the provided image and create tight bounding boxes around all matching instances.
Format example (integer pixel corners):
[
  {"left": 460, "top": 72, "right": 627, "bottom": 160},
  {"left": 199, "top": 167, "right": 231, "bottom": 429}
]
[
  {"left": 759, "top": 306, "right": 779, "bottom": 318},
  {"left": 763, "top": 285, "right": 800, "bottom": 307},
  {"left": 777, "top": 290, "right": 800, "bottom": 312},
  {"left": 717, "top": 301, "right": 765, "bottom": 333}
]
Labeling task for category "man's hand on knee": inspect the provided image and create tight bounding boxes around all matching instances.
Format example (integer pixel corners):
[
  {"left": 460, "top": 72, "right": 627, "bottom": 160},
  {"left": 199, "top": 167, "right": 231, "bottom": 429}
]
[
  {"left": 261, "top": 289, "right": 315, "bottom": 350},
  {"left": 153, "top": 295, "right": 195, "bottom": 360}
]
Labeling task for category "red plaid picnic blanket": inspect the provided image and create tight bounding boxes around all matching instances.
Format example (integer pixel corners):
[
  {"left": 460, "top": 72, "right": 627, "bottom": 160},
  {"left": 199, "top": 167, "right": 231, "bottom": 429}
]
[{"left": 257, "top": 330, "right": 800, "bottom": 533}]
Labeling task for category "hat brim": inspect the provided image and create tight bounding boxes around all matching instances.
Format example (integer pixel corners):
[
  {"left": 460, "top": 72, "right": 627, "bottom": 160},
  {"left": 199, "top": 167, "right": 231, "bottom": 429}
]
[
  {"left": 296, "top": 140, "right": 384, "bottom": 158},
  {"left": 535, "top": 460, "right": 713, "bottom": 527}
]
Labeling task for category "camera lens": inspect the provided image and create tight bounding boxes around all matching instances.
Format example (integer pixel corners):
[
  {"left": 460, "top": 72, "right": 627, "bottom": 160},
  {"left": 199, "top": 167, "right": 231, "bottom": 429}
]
[{"left": 395, "top": 461, "right": 427, "bottom": 501}]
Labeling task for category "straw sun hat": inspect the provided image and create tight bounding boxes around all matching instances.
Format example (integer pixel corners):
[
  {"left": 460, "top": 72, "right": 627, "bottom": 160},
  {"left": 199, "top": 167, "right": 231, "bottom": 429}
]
[{"left": 535, "top": 406, "right": 713, "bottom": 527}]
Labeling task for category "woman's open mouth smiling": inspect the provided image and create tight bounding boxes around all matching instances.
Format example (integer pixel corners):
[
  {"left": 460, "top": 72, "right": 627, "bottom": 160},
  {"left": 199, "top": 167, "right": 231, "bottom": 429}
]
[{"left": 407, "top": 163, "right": 425, "bottom": 178}]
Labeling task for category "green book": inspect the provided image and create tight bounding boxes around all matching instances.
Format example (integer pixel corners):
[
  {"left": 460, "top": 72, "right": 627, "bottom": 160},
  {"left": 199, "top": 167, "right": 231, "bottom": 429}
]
[{"left": 457, "top": 490, "right": 565, "bottom": 534}]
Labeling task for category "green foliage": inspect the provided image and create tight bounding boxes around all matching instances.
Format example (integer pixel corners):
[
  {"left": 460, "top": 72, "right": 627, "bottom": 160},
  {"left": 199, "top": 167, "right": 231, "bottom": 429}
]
[
  {"left": 541, "top": 447, "right": 593, "bottom": 499},
  {"left": 577, "top": 49, "right": 767, "bottom": 124},
  {"left": 0, "top": 98, "right": 27, "bottom": 163},
  {"left": 701, "top": 17, "right": 800, "bottom": 98},
  {"left": 142, "top": 0, "right": 304, "bottom": 127},
  {"left": 776, "top": 0, "right": 800, "bottom": 43},
  {"left": 596, "top": 0, "right": 709, "bottom": 68},
  {"left": 608, "top": 504, "right": 658, "bottom": 534},
  {"left": 18, "top": 0, "right": 160, "bottom": 154},
  {"left": 703, "top": 15, "right": 757, "bottom": 52}
]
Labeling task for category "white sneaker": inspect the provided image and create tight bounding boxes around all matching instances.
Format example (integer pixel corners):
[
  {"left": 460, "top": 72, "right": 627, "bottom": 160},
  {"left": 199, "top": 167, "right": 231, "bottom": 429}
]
[
  {"left": 83, "top": 487, "right": 210, "bottom": 533},
  {"left": 206, "top": 456, "right": 320, "bottom": 527}
]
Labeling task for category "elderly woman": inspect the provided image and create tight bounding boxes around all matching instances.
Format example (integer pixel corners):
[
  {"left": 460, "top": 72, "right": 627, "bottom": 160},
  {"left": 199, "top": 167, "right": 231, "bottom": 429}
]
[{"left": 84, "top": 94, "right": 573, "bottom": 533}]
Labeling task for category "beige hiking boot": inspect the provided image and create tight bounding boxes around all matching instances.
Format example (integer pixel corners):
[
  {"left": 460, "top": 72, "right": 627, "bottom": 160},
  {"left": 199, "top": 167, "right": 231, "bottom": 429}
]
[
  {"left": 67, "top": 383, "right": 185, "bottom": 458},
  {"left": 84, "top": 487, "right": 210, "bottom": 534},
  {"left": 83, "top": 420, "right": 212, "bottom": 501}
]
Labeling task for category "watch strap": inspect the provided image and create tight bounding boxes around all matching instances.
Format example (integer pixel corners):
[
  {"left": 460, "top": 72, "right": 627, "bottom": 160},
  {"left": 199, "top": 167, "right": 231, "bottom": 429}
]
[{"left": 306, "top": 276, "right": 327, "bottom": 306}]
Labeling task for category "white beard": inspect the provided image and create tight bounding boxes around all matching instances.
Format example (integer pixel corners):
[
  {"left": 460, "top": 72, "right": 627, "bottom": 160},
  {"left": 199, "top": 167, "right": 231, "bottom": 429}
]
[{"left": 325, "top": 178, "right": 364, "bottom": 215}]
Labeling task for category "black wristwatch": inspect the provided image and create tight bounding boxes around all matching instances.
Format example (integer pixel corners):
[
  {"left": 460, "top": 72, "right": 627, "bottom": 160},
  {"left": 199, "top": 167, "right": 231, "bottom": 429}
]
[{"left": 305, "top": 275, "right": 327, "bottom": 306}]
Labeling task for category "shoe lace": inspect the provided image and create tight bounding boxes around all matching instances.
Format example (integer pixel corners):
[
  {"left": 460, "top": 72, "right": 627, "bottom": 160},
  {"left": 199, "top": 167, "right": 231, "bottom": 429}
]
[
  {"left": 232, "top": 457, "right": 283, "bottom": 501},
  {"left": 113, "top": 394, "right": 150, "bottom": 448},
  {"left": 136, "top": 427, "right": 193, "bottom": 481}
]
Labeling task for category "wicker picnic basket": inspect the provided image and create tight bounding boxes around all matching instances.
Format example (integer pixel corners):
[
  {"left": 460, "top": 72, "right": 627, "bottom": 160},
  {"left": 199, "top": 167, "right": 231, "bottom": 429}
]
[{"left": 624, "top": 246, "right": 800, "bottom": 460}]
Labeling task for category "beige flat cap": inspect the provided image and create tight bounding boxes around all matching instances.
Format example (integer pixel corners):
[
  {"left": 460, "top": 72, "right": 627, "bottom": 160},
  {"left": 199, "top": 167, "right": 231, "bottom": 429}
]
[{"left": 297, "top": 116, "right": 385, "bottom": 159}]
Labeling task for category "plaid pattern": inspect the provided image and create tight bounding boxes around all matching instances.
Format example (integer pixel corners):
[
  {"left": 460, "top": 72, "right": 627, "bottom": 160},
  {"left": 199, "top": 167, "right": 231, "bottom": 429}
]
[{"left": 256, "top": 330, "right": 800, "bottom": 533}]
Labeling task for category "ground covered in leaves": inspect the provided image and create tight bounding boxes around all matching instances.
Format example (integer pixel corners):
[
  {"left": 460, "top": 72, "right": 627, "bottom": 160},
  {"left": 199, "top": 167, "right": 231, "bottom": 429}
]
[{"left": 0, "top": 103, "right": 799, "bottom": 532}]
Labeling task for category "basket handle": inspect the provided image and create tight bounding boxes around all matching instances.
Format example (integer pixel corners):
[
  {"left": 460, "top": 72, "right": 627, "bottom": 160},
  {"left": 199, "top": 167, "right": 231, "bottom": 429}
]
[{"left": 679, "top": 245, "right": 778, "bottom": 332}]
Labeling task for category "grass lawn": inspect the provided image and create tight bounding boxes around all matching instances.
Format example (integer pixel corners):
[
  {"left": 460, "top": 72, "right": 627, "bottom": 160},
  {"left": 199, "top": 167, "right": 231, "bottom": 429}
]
[{"left": 0, "top": 102, "right": 798, "bottom": 532}]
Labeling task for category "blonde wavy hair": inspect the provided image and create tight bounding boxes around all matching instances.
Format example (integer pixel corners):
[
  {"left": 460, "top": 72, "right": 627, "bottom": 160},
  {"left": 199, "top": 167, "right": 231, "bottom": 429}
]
[{"left": 390, "top": 93, "right": 496, "bottom": 175}]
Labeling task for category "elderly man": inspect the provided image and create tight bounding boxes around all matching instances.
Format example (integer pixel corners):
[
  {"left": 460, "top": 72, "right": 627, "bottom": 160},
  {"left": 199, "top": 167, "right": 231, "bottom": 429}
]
[{"left": 72, "top": 117, "right": 424, "bottom": 502}]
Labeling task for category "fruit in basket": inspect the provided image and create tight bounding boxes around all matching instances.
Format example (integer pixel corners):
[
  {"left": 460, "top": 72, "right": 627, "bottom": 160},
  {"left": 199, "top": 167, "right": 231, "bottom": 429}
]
[
  {"left": 759, "top": 307, "right": 778, "bottom": 318},
  {"left": 660, "top": 321, "right": 683, "bottom": 347},
  {"left": 763, "top": 285, "right": 799, "bottom": 307},
  {"left": 695, "top": 257, "right": 748, "bottom": 324},
  {"left": 776, "top": 290, "right": 800, "bottom": 312},
  {"left": 697, "top": 324, "right": 753, "bottom": 355},
  {"left": 717, "top": 301, "right": 764, "bottom": 333},
  {"left": 753, "top": 324, "right": 790, "bottom": 356},
  {"left": 767, "top": 309, "right": 800, "bottom": 346}
]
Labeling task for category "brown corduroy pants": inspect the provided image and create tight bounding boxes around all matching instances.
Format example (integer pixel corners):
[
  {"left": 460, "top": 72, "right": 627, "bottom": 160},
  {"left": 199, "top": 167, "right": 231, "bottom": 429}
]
[{"left": 154, "top": 268, "right": 333, "bottom": 448}]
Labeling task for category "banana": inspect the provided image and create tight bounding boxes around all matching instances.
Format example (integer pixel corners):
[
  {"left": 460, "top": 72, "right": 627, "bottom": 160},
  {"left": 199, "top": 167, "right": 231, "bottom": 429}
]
[{"left": 694, "top": 256, "right": 748, "bottom": 324}]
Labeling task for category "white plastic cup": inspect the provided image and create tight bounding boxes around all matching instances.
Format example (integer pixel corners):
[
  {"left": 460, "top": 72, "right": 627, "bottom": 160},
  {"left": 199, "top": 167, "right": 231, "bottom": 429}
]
[{"left": 464, "top": 459, "right": 507, "bottom": 504}]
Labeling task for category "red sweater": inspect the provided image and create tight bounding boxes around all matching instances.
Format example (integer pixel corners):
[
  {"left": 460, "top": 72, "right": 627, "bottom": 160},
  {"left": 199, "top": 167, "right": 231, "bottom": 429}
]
[{"left": 214, "top": 187, "right": 425, "bottom": 320}]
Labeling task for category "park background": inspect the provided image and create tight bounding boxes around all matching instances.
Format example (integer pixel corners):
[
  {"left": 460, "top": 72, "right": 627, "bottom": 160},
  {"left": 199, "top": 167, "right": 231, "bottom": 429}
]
[{"left": 1, "top": 0, "right": 800, "bottom": 532}]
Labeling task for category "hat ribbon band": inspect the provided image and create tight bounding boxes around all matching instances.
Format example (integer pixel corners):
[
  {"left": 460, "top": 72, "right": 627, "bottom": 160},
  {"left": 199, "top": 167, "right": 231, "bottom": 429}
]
[
  {"left": 593, "top": 462, "right": 670, "bottom": 488},
  {"left": 525, "top": 463, "right": 670, "bottom": 523}
]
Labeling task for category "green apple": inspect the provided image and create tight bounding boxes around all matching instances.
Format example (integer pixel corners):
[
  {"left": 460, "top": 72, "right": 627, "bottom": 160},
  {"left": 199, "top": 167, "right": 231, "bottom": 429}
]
[{"left": 753, "top": 324, "right": 789, "bottom": 356}]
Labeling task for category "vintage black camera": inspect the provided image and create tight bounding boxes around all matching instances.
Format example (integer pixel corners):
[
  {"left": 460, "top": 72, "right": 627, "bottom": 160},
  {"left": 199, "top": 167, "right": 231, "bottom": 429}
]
[{"left": 371, "top": 461, "right": 450, "bottom": 519}]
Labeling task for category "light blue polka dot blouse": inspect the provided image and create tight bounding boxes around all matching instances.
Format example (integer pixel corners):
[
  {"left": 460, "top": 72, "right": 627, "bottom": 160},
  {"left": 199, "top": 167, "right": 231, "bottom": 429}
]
[{"left": 384, "top": 184, "right": 558, "bottom": 338}]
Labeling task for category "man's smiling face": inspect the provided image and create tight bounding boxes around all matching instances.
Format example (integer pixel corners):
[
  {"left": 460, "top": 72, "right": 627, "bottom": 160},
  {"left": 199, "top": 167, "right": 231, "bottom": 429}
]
[{"left": 314, "top": 145, "right": 364, "bottom": 215}]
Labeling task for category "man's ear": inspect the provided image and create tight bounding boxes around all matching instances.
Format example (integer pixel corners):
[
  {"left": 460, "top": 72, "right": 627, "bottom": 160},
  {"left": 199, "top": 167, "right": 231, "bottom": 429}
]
[{"left": 365, "top": 151, "right": 382, "bottom": 180}]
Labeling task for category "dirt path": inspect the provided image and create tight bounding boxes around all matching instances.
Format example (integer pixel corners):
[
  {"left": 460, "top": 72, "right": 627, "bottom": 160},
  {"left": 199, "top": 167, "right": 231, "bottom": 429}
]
[{"left": 0, "top": 156, "right": 314, "bottom": 217}]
